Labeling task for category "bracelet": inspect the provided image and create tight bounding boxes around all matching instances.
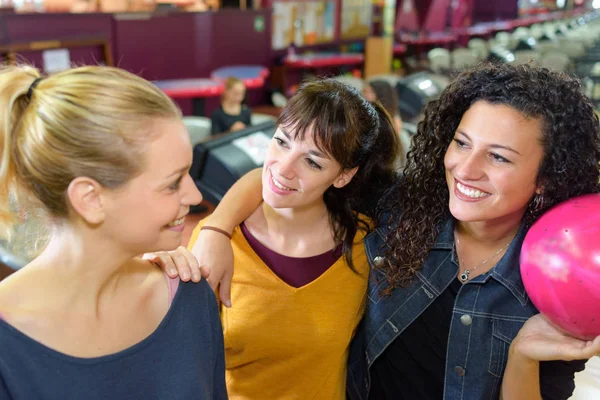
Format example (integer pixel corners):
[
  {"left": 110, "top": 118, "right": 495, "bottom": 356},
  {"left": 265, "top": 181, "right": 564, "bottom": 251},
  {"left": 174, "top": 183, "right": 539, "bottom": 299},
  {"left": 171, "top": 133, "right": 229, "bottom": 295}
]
[{"left": 200, "top": 226, "right": 232, "bottom": 239}]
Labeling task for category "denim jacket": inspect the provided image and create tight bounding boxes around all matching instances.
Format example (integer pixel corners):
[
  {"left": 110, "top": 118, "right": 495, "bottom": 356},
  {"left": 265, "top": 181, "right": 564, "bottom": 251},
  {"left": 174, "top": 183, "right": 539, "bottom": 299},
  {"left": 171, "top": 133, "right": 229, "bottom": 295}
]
[{"left": 347, "top": 217, "right": 585, "bottom": 400}]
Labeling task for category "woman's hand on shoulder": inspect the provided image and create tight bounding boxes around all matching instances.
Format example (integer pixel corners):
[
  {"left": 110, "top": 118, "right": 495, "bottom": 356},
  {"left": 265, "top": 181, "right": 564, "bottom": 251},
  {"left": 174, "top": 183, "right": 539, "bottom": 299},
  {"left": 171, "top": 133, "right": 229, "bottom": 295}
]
[
  {"left": 142, "top": 246, "right": 209, "bottom": 283},
  {"left": 142, "top": 228, "right": 235, "bottom": 307}
]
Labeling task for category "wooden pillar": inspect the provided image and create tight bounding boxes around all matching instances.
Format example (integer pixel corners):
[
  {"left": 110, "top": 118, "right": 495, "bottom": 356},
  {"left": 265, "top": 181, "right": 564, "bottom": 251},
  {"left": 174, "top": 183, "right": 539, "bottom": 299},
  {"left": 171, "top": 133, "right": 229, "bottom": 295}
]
[{"left": 364, "top": 36, "right": 393, "bottom": 77}]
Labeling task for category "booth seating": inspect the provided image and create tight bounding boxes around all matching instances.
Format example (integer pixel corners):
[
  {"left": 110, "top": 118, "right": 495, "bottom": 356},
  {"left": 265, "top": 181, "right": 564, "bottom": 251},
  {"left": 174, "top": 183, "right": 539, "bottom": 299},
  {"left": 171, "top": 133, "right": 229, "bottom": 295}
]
[
  {"left": 468, "top": 38, "right": 489, "bottom": 60},
  {"left": 451, "top": 48, "right": 479, "bottom": 70},
  {"left": 183, "top": 116, "right": 212, "bottom": 146},
  {"left": 427, "top": 48, "right": 451, "bottom": 74},
  {"left": 190, "top": 121, "right": 277, "bottom": 205}
]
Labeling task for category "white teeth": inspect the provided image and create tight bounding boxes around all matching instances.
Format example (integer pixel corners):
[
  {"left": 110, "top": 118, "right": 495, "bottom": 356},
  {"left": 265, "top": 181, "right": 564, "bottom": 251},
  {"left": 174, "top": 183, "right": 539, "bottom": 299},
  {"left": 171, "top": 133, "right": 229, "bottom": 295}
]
[
  {"left": 457, "top": 182, "right": 490, "bottom": 198},
  {"left": 168, "top": 217, "right": 185, "bottom": 227},
  {"left": 271, "top": 174, "right": 294, "bottom": 191}
]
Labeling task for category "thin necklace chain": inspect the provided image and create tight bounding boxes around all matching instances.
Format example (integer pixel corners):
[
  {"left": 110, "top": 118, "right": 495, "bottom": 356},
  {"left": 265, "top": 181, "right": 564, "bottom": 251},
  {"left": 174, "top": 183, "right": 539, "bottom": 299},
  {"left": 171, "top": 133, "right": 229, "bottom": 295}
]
[{"left": 455, "top": 234, "right": 511, "bottom": 282}]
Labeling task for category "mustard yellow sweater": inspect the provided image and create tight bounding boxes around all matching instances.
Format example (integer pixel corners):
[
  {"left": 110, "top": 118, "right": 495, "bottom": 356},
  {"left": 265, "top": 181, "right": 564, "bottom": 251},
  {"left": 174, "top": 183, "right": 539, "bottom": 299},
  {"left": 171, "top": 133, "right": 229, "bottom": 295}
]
[{"left": 188, "top": 220, "right": 369, "bottom": 400}]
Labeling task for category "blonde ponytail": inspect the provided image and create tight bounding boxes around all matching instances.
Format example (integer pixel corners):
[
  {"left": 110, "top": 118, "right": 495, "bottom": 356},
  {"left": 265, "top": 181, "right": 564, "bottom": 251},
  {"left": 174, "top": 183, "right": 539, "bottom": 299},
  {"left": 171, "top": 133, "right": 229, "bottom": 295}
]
[{"left": 0, "top": 65, "right": 40, "bottom": 240}]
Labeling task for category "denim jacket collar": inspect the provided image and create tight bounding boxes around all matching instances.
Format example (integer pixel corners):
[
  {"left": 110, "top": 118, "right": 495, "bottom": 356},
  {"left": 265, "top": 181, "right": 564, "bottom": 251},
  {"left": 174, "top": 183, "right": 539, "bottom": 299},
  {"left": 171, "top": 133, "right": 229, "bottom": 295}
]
[
  {"left": 430, "top": 218, "right": 455, "bottom": 250},
  {"left": 489, "top": 222, "right": 529, "bottom": 306},
  {"left": 429, "top": 217, "right": 530, "bottom": 306}
]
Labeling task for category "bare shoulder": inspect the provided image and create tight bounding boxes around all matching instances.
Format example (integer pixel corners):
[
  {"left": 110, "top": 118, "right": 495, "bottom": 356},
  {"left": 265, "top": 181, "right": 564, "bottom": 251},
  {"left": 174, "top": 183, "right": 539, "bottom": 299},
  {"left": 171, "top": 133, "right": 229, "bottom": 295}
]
[
  {"left": 0, "top": 264, "right": 55, "bottom": 334},
  {"left": 125, "top": 258, "right": 170, "bottom": 304},
  {"left": 0, "top": 264, "right": 43, "bottom": 310}
]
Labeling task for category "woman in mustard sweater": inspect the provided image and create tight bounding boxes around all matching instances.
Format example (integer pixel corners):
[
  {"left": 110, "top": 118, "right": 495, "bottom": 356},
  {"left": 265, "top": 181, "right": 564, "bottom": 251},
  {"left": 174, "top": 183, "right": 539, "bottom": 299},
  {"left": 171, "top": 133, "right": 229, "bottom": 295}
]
[{"left": 186, "top": 79, "right": 400, "bottom": 399}]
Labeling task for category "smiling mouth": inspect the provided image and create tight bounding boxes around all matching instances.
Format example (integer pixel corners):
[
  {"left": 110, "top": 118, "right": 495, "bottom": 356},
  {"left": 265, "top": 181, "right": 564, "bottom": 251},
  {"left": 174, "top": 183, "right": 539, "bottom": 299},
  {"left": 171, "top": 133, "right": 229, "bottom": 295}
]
[
  {"left": 167, "top": 216, "right": 186, "bottom": 227},
  {"left": 270, "top": 170, "right": 297, "bottom": 191},
  {"left": 455, "top": 180, "right": 491, "bottom": 199}
]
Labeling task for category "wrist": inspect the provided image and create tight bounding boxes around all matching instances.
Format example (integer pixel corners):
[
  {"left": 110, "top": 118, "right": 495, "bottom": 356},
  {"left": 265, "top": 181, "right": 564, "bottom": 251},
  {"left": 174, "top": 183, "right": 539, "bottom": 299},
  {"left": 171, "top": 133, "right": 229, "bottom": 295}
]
[
  {"left": 509, "top": 338, "right": 539, "bottom": 370},
  {"left": 200, "top": 225, "right": 232, "bottom": 239},
  {"left": 204, "top": 217, "right": 235, "bottom": 234}
]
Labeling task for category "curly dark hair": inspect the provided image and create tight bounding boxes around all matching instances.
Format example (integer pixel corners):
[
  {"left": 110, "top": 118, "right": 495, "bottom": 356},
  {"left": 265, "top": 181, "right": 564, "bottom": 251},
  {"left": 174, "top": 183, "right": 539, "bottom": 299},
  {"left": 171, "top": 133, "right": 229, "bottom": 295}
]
[
  {"left": 377, "top": 62, "right": 600, "bottom": 292},
  {"left": 278, "top": 79, "right": 400, "bottom": 269}
]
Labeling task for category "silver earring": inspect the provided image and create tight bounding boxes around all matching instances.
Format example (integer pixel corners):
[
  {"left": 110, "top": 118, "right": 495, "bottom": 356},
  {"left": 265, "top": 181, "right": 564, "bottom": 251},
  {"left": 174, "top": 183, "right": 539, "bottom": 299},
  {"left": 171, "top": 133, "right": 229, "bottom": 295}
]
[{"left": 533, "top": 194, "right": 544, "bottom": 211}]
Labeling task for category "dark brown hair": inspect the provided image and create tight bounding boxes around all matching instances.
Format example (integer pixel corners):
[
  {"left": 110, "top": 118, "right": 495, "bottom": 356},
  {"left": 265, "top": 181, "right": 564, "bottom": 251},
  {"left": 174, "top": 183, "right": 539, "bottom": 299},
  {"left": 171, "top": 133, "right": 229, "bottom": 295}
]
[
  {"left": 368, "top": 79, "right": 399, "bottom": 119},
  {"left": 278, "top": 78, "right": 400, "bottom": 269}
]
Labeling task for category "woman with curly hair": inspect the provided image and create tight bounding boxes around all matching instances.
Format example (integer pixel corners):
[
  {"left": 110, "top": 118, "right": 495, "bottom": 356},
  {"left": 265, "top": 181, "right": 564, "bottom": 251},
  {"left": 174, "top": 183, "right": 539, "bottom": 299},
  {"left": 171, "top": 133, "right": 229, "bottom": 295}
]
[{"left": 156, "top": 63, "right": 600, "bottom": 399}]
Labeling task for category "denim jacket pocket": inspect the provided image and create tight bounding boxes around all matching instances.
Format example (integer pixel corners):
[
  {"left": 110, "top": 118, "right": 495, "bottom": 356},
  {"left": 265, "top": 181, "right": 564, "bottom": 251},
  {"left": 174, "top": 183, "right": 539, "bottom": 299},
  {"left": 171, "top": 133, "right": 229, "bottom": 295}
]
[{"left": 488, "top": 318, "right": 524, "bottom": 378}]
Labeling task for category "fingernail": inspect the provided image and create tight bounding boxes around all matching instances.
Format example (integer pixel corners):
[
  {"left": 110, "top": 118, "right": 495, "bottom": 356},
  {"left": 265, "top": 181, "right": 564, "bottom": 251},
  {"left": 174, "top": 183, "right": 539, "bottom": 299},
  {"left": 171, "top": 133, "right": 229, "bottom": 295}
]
[
  {"left": 182, "top": 272, "right": 190, "bottom": 280},
  {"left": 224, "top": 300, "right": 232, "bottom": 308},
  {"left": 168, "top": 268, "right": 176, "bottom": 276}
]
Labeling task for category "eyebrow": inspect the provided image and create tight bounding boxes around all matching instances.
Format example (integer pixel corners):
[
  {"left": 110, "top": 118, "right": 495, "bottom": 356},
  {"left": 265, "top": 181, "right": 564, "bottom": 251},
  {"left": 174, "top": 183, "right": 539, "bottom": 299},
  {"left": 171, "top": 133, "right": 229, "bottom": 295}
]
[
  {"left": 164, "top": 166, "right": 189, "bottom": 180},
  {"left": 280, "top": 127, "right": 327, "bottom": 159},
  {"left": 456, "top": 130, "right": 522, "bottom": 156}
]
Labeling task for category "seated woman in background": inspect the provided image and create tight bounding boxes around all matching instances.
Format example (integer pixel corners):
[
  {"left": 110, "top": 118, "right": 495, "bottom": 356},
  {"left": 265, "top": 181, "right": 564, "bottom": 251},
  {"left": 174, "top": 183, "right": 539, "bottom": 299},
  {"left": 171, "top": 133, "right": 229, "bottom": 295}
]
[
  {"left": 363, "top": 79, "right": 411, "bottom": 162},
  {"left": 211, "top": 76, "right": 252, "bottom": 135},
  {"left": 0, "top": 65, "right": 226, "bottom": 399}
]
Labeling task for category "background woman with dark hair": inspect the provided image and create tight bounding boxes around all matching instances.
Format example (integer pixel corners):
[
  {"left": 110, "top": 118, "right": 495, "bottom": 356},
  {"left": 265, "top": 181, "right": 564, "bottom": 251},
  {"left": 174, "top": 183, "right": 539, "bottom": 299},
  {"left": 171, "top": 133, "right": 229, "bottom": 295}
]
[{"left": 363, "top": 79, "right": 410, "bottom": 163}]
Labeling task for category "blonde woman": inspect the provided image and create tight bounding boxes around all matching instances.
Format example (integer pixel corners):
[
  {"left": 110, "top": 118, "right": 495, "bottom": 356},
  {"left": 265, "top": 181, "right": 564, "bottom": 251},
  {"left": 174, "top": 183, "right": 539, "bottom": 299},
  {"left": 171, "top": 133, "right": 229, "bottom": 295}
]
[
  {"left": 0, "top": 65, "right": 226, "bottom": 398},
  {"left": 210, "top": 77, "right": 252, "bottom": 135}
]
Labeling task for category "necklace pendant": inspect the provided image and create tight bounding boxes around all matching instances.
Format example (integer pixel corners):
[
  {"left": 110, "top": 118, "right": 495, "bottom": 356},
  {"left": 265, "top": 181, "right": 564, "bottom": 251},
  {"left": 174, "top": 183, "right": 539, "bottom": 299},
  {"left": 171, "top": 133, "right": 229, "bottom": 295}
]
[{"left": 459, "top": 270, "right": 470, "bottom": 282}]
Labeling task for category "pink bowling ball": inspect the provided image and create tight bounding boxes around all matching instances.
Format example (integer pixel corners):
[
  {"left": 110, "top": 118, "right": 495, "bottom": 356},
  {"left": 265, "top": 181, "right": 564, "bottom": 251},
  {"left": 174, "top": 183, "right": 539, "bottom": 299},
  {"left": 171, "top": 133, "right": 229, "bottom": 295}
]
[{"left": 520, "top": 193, "right": 600, "bottom": 340}]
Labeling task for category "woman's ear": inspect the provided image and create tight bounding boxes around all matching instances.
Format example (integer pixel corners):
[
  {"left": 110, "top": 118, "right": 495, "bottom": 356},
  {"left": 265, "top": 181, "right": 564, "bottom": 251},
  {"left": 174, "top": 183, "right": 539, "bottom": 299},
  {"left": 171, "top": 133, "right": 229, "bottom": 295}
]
[
  {"left": 333, "top": 167, "right": 359, "bottom": 189},
  {"left": 67, "top": 177, "right": 105, "bottom": 224}
]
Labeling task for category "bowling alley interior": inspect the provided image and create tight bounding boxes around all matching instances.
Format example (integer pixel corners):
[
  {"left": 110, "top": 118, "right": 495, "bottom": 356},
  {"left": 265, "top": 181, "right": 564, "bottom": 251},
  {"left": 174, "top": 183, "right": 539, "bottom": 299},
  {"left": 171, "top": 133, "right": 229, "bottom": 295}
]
[{"left": 1, "top": 0, "right": 599, "bottom": 398}]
